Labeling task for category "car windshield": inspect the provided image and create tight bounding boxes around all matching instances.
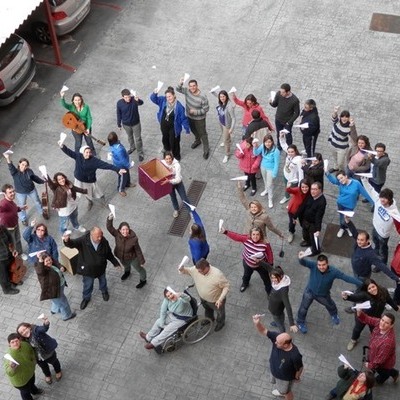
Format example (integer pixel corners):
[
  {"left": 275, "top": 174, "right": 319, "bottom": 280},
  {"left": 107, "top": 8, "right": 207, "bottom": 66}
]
[{"left": 0, "top": 34, "right": 23, "bottom": 71}]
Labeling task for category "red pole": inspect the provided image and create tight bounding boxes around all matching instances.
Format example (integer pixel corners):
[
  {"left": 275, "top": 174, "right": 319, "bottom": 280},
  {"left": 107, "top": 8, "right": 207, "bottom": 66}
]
[{"left": 42, "top": 0, "right": 62, "bottom": 66}]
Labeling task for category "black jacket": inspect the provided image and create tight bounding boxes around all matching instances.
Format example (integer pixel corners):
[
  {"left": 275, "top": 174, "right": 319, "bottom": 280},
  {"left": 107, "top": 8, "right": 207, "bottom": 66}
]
[{"left": 297, "top": 194, "right": 326, "bottom": 231}]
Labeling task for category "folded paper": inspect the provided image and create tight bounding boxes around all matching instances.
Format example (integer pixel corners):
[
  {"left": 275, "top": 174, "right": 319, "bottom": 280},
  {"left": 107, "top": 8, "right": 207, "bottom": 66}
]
[
  {"left": 228, "top": 86, "right": 237, "bottom": 93},
  {"left": 337, "top": 210, "right": 355, "bottom": 217},
  {"left": 108, "top": 204, "right": 116, "bottom": 219}
]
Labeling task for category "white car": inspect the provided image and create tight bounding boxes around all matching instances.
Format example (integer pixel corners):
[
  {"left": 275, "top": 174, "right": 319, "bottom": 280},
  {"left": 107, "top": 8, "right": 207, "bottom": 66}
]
[
  {"left": 30, "top": 0, "right": 91, "bottom": 44},
  {"left": 0, "top": 34, "right": 36, "bottom": 107}
]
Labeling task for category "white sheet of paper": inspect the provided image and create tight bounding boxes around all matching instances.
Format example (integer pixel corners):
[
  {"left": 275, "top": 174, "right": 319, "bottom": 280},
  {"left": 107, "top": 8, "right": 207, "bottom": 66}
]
[
  {"left": 236, "top": 143, "right": 244, "bottom": 154},
  {"left": 360, "top": 149, "right": 378, "bottom": 155},
  {"left": 293, "top": 122, "right": 309, "bottom": 129},
  {"left": 64, "top": 230, "right": 72, "bottom": 236},
  {"left": 183, "top": 200, "right": 196, "bottom": 211},
  {"left": 251, "top": 252, "right": 264, "bottom": 259},
  {"left": 230, "top": 176, "right": 248, "bottom": 181},
  {"left": 323, "top": 159, "right": 329, "bottom": 171},
  {"left": 28, "top": 250, "right": 46, "bottom": 258},
  {"left": 61, "top": 85, "right": 69, "bottom": 92},
  {"left": 108, "top": 204, "right": 116, "bottom": 219},
  {"left": 4, "top": 354, "right": 19, "bottom": 365},
  {"left": 314, "top": 235, "right": 319, "bottom": 250},
  {"left": 338, "top": 354, "right": 355, "bottom": 370},
  {"left": 219, "top": 219, "right": 224, "bottom": 232},
  {"left": 270, "top": 91, "right": 276, "bottom": 100},
  {"left": 228, "top": 86, "right": 237, "bottom": 93},
  {"left": 288, "top": 178, "right": 299, "bottom": 183},
  {"left": 280, "top": 129, "right": 290, "bottom": 134},
  {"left": 337, "top": 210, "right": 355, "bottom": 217},
  {"left": 129, "top": 160, "right": 135, "bottom": 169},
  {"left": 37, "top": 313, "right": 45, "bottom": 320},
  {"left": 303, "top": 247, "right": 313, "bottom": 256},
  {"left": 156, "top": 81, "right": 164, "bottom": 92},
  {"left": 59, "top": 132, "right": 67, "bottom": 145},
  {"left": 304, "top": 157, "right": 317, "bottom": 161},
  {"left": 343, "top": 290, "right": 354, "bottom": 295},
  {"left": 130, "top": 89, "right": 137, "bottom": 97},
  {"left": 166, "top": 286, "right": 177, "bottom": 295},
  {"left": 178, "top": 255, "right": 189, "bottom": 269},
  {"left": 38, "top": 165, "right": 47, "bottom": 177},
  {"left": 3, "top": 149, "right": 13, "bottom": 155},
  {"left": 151, "top": 65, "right": 156, "bottom": 69},
  {"left": 183, "top": 73, "right": 190, "bottom": 83},
  {"left": 355, "top": 173, "right": 373, "bottom": 178},
  {"left": 107, "top": 152, "right": 112, "bottom": 161},
  {"left": 352, "top": 301, "right": 371, "bottom": 310},
  {"left": 210, "top": 85, "right": 220, "bottom": 93},
  {"left": 252, "top": 138, "right": 259, "bottom": 143}
]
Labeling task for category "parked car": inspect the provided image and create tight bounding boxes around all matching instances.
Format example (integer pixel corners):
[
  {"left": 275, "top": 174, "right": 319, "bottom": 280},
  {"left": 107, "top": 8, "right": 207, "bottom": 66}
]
[
  {"left": 30, "top": 0, "right": 91, "bottom": 44},
  {"left": 0, "top": 34, "right": 36, "bottom": 107}
]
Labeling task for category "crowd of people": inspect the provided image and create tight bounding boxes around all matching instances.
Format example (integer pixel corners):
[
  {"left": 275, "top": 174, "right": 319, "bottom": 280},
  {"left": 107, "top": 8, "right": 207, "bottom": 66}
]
[{"left": 1, "top": 79, "right": 399, "bottom": 400}]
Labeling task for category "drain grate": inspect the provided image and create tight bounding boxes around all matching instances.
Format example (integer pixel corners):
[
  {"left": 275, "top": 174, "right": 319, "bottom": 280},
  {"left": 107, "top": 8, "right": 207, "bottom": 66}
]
[
  {"left": 370, "top": 13, "right": 400, "bottom": 34},
  {"left": 168, "top": 180, "right": 207, "bottom": 237}
]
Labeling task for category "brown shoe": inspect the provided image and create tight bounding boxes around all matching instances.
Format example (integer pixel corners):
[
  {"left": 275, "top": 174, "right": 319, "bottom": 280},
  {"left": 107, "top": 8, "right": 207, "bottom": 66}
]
[
  {"left": 144, "top": 343, "right": 154, "bottom": 350},
  {"left": 119, "top": 191, "right": 127, "bottom": 197},
  {"left": 139, "top": 331, "right": 148, "bottom": 341}
]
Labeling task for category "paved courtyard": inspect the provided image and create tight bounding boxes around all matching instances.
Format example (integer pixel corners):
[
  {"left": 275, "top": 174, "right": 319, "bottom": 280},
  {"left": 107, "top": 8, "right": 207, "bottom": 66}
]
[{"left": 1, "top": 1, "right": 400, "bottom": 399}]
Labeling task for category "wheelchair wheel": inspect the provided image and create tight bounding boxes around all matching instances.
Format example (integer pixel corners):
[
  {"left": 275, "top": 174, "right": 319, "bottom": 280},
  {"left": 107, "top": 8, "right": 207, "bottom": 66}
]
[
  {"left": 162, "top": 336, "right": 177, "bottom": 353},
  {"left": 182, "top": 317, "right": 213, "bottom": 344}
]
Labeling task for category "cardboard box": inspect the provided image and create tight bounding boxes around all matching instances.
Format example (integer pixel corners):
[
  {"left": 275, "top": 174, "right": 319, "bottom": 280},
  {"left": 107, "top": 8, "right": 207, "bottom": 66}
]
[
  {"left": 138, "top": 158, "right": 172, "bottom": 200},
  {"left": 60, "top": 247, "right": 79, "bottom": 275}
]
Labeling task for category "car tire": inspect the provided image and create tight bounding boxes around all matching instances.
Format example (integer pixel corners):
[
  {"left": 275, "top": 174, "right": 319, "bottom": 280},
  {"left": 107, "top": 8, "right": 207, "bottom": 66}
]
[{"left": 32, "top": 22, "right": 51, "bottom": 44}]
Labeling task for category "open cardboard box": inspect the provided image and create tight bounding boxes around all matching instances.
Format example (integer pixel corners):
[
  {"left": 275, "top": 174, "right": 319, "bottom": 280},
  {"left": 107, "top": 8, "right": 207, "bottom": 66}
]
[{"left": 138, "top": 158, "right": 172, "bottom": 200}]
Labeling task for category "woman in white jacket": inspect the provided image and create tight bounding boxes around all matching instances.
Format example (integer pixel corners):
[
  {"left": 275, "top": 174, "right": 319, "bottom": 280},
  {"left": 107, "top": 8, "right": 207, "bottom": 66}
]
[
  {"left": 279, "top": 132, "right": 303, "bottom": 204},
  {"left": 161, "top": 151, "right": 190, "bottom": 218}
]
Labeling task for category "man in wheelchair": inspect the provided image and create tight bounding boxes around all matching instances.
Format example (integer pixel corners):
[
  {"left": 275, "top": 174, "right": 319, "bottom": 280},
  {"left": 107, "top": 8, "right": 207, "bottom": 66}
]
[{"left": 139, "top": 286, "right": 194, "bottom": 350}]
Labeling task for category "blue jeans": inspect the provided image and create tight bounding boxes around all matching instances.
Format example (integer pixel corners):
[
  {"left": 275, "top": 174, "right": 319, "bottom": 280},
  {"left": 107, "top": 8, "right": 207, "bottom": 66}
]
[
  {"left": 82, "top": 273, "right": 107, "bottom": 300},
  {"left": 50, "top": 284, "right": 73, "bottom": 320},
  {"left": 297, "top": 288, "right": 338, "bottom": 324},
  {"left": 16, "top": 189, "right": 42, "bottom": 222},
  {"left": 170, "top": 182, "right": 190, "bottom": 211},
  {"left": 372, "top": 227, "right": 389, "bottom": 264},
  {"left": 338, "top": 204, "right": 352, "bottom": 229},
  {"left": 72, "top": 130, "right": 96, "bottom": 155},
  {"left": 59, "top": 208, "right": 80, "bottom": 234}
]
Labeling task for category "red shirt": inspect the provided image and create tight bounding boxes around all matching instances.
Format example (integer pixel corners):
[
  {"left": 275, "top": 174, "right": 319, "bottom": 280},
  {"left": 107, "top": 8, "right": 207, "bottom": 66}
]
[
  {"left": 286, "top": 187, "right": 309, "bottom": 215},
  {"left": 0, "top": 198, "right": 19, "bottom": 228}
]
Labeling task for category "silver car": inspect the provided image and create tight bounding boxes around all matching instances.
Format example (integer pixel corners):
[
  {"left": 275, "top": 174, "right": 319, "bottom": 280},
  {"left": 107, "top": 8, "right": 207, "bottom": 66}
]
[
  {"left": 0, "top": 34, "right": 36, "bottom": 107},
  {"left": 31, "top": 0, "right": 91, "bottom": 44}
]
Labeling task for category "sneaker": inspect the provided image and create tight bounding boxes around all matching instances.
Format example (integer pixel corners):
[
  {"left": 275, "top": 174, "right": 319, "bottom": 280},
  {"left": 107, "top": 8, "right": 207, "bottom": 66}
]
[
  {"left": 250, "top": 189, "right": 257, "bottom": 196},
  {"left": 121, "top": 271, "right": 131, "bottom": 281},
  {"left": 173, "top": 210, "right": 179, "bottom": 218},
  {"left": 288, "top": 233, "right": 294, "bottom": 243},
  {"left": 268, "top": 199, "right": 273, "bottom": 209},
  {"left": 191, "top": 141, "right": 201, "bottom": 149},
  {"left": 220, "top": 142, "right": 224, "bottom": 147},
  {"left": 337, "top": 228, "right": 345, "bottom": 238},
  {"left": 331, "top": 314, "right": 340, "bottom": 325},
  {"left": 139, "top": 155, "right": 144, "bottom": 162},
  {"left": 297, "top": 322, "right": 308, "bottom": 334},
  {"left": 279, "top": 197, "right": 289, "bottom": 204},
  {"left": 243, "top": 185, "right": 250, "bottom": 192},
  {"left": 346, "top": 228, "right": 353, "bottom": 237},
  {"left": 203, "top": 152, "right": 209, "bottom": 160},
  {"left": 347, "top": 339, "right": 357, "bottom": 351},
  {"left": 136, "top": 280, "right": 147, "bottom": 289},
  {"left": 222, "top": 155, "right": 229, "bottom": 163},
  {"left": 77, "top": 226, "right": 86, "bottom": 233},
  {"left": 260, "top": 190, "right": 268, "bottom": 197},
  {"left": 63, "top": 312, "right": 76, "bottom": 321},
  {"left": 272, "top": 389, "right": 284, "bottom": 397},
  {"left": 4, "top": 288, "right": 19, "bottom": 295},
  {"left": 240, "top": 285, "right": 248, "bottom": 293}
]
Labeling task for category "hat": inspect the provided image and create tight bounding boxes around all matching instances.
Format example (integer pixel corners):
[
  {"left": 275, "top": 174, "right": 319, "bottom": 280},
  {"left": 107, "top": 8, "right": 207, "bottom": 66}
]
[{"left": 80, "top": 145, "right": 90, "bottom": 154}]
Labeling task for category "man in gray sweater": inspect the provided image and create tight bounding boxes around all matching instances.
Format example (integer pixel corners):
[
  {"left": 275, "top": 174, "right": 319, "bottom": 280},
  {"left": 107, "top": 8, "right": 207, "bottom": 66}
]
[{"left": 176, "top": 78, "right": 210, "bottom": 159}]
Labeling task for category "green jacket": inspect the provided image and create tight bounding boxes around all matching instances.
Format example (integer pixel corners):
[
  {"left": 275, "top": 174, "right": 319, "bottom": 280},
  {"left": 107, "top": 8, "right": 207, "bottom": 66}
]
[
  {"left": 4, "top": 341, "right": 36, "bottom": 387},
  {"left": 61, "top": 97, "right": 92, "bottom": 130}
]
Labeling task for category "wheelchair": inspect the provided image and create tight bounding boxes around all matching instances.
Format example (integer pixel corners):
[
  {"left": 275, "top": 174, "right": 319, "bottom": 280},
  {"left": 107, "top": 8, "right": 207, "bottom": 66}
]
[{"left": 154, "top": 284, "right": 213, "bottom": 354}]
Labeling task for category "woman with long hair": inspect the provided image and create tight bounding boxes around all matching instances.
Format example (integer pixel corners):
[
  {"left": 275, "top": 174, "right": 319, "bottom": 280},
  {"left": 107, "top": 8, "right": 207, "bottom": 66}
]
[
  {"left": 17, "top": 316, "right": 64, "bottom": 384},
  {"left": 188, "top": 209, "right": 210, "bottom": 264},
  {"left": 46, "top": 172, "right": 87, "bottom": 234},
  {"left": 298, "top": 99, "right": 320, "bottom": 157},
  {"left": 253, "top": 134, "right": 280, "bottom": 208},
  {"left": 150, "top": 86, "right": 190, "bottom": 161},
  {"left": 60, "top": 90, "right": 96, "bottom": 154},
  {"left": 221, "top": 224, "right": 274, "bottom": 294},
  {"left": 342, "top": 278, "right": 399, "bottom": 351},
  {"left": 346, "top": 135, "right": 372, "bottom": 179}
]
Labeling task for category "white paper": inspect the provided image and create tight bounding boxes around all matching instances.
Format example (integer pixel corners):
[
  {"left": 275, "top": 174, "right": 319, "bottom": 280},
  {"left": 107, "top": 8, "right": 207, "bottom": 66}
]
[
  {"left": 280, "top": 129, "right": 290, "bottom": 134},
  {"left": 38, "top": 165, "right": 47, "bottom": 177},
  {"left": 288, "top": 178, "right": 299, "bottom": 183},
  {"left": 338, "top": 354, "right": 355, "bottom": 370},
  {"left": 293, "top": 122, "right": 309, "bottom": 129},
  {"left": 228, "top": 86, "right": 237, "bottom": 93},
  {"left": 130, "top": 89, "right": 137, "bottom": 97},
  {"left": 129, "top": 160, "right": 135, "bottom": 169},
  {"left": 151, "top": 65, "right": 157, "bottom": 69},
  {"left": 303, "top": 247, "right": 313, "bottom": 256},
  {"left": 342, "top": 290, "right": 354, "bottom": 295},
  {"left": 323, "top": 159, "right": 329, "bottom": 171},
  {"left": 61, "top": 85, "right": 69, "bottom": 92},
  {"left": 107, "top": 152, "right": 112, "bottom": 161},
  {"left": 230, "top": 176, "right": 248, "bottom": 181},
  {"left": 64, "top": 230, "right": 72, "bottom": 236},
  {"left": 28, "top": 250, "right": 46, "bottom": 258},
  {"left": 3, "top": 149, "right": 13, "bottom": 155},
  {"left": 183, "top": 73, "right": 190, "bottom": 83},
  {"left": 4, "top": 354, "right": 19, "bottom": 366},
  {"left": 59, "top": 132, "right": 67, "bottom": 145},
  {"left": 236, "top": 143, "right": 244, "bottom": 154},
  {"left": 360, "top": 149, "right": 378, "bottom": 155},
  {"left": 37, "top": 313, "right": 45, "bottom": 320},
  {"left": 355, "top": 173, "right": 373, "bottom": 178},
  {"left": 270, "top": 91, "right": 276, "bottom": 100},
  {"left": 156, "top": 80, "right": 164, "bottom": 92},
  {"left": 304, "top": 157, "right": 317, "bottom": 161},
  {"left": 210, "top": 85, "right": 220, "bottom": 93},
  {"left": 219, "top": 219, "right": 224, "bottom": 232},
  {"left": 314, "top": 235, "right": 319, "bottom": 250},
  {"left": 352, "top": 301, "right": 371, "bottom": 310},
  {"left": 178, "top": 255, "right": 189, "bottom": 269},
  {"left": 166, "top": 286, "right": 177, "bottom": 295},
  {"left": 108, "top": 204, "right": 116, "bottom": 219},
  {"left": 250, "top": 252, "right": 264, "bottom": 259},
  {"left": 252, "top": 138, "right": 260, "bottom": 143},
  {"left": 183, "top": 201, "right": 196, "bottom": 211},
  {"left": 337, "top": 210, "right": 355, "bottom": 217}
]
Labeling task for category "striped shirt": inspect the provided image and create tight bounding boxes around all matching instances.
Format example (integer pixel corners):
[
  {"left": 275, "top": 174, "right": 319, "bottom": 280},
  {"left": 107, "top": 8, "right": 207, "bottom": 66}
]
[
  {"left": 328, "top": 115, "right": 357, "bottom": 150},
  {"left": 176, "top": 84, "right": 209, "bottom": 121}
]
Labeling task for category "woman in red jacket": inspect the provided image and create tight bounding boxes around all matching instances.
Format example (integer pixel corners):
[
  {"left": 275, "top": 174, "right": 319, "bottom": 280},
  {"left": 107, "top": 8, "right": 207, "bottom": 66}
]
[
  {"left": 286, "top": 179, "right": 311, "bottom": 243},
  {"left": 235, "top": 137, "right": 261, "bottom": 196},
  {"left": 220, "top": 224, "right": 273, "bottom": 294}
]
